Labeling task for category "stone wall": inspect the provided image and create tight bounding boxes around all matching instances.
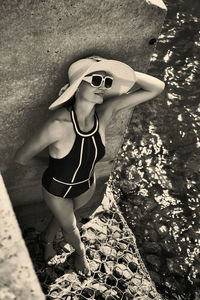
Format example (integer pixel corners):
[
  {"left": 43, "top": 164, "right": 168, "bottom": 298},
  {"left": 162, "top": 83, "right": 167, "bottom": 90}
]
[
  {"left": 0, "top": 173, "right": 45, "bottom": 300},
  {"left": 0, "top": 0, "right": 166, "bottom": 226}
]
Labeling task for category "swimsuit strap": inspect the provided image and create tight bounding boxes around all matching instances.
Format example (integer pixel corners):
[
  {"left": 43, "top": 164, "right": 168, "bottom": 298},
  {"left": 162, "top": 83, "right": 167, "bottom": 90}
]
[{"left": 70, "top": 107, "right": 99, "bottom": 137}]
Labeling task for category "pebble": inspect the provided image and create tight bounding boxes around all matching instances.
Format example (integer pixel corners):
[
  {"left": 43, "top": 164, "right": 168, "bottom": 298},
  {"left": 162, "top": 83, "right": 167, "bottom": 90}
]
[
  {"left": 113, "top": 264, "right": 132, "bottom": 280},
  {"left": 103, "top": 261, "right": 115, "bottom": 274},
  {"left": 143, "top": 241, "right": 162, "bottom": 254},
  {"left": 99, "top": 245, "right": 117, "bottom": 259},
  {"left": 128, "top": 261, "right": 138, "bottom": 273},
  {"left": 146, "top": 254, "right": 161, "bottom": 271},
  {"left": 155, "top": 223, "right": 169, "bottom": 238},
  {"left": 89, "top": 261, "right": 100, "bottom": 272},
  {"left": 166, "top": 258, "right": 188, "bottom": 277},
  {"left": 149, "top": 270, "right": 162, "bottom": 285},
  {"left": 91, "top": 283, "right": 107, "bottom": 293}
]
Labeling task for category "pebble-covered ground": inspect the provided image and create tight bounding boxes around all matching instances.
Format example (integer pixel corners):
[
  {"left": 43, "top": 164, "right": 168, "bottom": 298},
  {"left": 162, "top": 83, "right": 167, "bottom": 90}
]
[
  {"left": 23, "top": 190, "right": 162, "bottom": 300},
  {"left": 111, "top": 1, "right": 200, "bottom": 300}
]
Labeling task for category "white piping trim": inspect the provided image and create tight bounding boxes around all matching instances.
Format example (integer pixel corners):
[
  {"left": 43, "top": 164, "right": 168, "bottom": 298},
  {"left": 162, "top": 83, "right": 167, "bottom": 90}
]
[
  {"left": 63, "top": 138, "right": 85, "bottom": 197},
  {"left": 89, "top": 136, "right": 98, "bottom": 179},
  {"left": 71, "top": 110, "right": 98, "bottom": 137},
  {"left": 53, "top": 177, "right": 90, "bottom": 185},
  {"left": 63, "top": 186, "right": 72, "bottom": 197}
]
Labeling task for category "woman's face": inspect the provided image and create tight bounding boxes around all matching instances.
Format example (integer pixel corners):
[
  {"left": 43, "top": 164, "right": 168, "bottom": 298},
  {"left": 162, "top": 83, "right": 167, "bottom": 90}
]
[{"left": 77, "top": 71, "right": 110, "bottom": 104}]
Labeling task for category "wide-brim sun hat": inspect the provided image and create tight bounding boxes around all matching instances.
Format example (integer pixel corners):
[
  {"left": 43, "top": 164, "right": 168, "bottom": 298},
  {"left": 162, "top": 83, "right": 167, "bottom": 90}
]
[{"left": 48, "top": 56, "right": 136, "bottom": 110}]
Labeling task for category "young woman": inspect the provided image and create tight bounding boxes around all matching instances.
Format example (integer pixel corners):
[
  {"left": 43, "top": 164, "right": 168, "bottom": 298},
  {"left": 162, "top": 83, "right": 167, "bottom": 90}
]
[{"left": 14, "top": 56, "right": 165, "bottom": 276}]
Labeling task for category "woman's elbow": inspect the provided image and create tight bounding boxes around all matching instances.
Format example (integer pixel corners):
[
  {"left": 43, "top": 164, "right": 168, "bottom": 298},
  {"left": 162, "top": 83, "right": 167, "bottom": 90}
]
[
  {"left": 152, "top": 81, "right": 165, "bottom": 97},
  {"left": 158, "top": 81, "right": 165, "bottom": 94}
]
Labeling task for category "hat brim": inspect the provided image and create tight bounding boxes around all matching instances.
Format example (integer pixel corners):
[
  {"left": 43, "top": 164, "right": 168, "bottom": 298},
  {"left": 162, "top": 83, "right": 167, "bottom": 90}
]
[{"left": 48, "top": 60, "right": 136, "bottom": 110}]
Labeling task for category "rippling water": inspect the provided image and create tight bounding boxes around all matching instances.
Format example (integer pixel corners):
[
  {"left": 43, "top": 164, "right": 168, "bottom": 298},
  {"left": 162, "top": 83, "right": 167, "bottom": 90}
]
[{"left": 112, "top": 1, "right": 200, "bottom": 299}]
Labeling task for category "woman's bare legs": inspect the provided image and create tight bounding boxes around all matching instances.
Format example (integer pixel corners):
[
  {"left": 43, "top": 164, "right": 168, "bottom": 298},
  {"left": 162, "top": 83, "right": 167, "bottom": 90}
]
[
  {"left": 40, "top": 216, "right": 60, "bottom": 261},
  {"left": 41, "top": 177, "right": 96, "bottom": 275}
]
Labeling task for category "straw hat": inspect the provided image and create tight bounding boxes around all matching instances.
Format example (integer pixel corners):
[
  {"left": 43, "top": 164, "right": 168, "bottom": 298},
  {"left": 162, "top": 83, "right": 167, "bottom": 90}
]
[{"left": 48, "top": 56, "right": 136, "bottom": 110}]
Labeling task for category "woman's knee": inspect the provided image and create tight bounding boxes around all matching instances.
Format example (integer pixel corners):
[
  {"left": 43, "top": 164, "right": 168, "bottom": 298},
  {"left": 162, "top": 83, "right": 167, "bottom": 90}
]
[{"left": 61, "top": 216, "right": 77, "bottom": 234}]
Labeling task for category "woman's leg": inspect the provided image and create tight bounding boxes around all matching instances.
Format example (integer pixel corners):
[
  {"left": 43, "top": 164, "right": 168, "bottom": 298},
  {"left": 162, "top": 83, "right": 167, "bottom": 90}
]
[
  {"left": 42, "top": 186, "right": 95, "bottom": 275},
  {"left": 41, "top": 176, "right": 96, "bottom": 244},
  {"left": 40, "top": 215, "right": 60, "bottom": 261}
]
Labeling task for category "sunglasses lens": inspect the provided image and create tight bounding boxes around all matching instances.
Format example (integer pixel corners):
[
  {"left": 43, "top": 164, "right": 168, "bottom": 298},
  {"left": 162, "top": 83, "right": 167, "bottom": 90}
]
[
  {"left": 105, "top": 78, "right": 113, "bottom": 88},
  {"left": 92, "top": 75, "right": 102, "bottom": 87}
]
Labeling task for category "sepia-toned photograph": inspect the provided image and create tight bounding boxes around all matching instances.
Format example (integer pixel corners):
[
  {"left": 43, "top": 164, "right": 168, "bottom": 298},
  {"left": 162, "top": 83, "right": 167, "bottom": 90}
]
[{"left": 0, "top": 0, "right": 199, "bottom": 299}]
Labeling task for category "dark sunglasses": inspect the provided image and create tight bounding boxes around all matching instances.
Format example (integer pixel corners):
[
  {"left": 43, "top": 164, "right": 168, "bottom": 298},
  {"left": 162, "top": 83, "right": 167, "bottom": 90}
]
[{"left": 83, "top": 74, "right": 113, "bottom": 89}]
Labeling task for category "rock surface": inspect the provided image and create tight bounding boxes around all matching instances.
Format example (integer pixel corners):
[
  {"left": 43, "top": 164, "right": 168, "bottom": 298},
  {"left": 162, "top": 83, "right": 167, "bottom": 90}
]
[{"left": 24, "top": 190, "right": 162, "bottom": 299}]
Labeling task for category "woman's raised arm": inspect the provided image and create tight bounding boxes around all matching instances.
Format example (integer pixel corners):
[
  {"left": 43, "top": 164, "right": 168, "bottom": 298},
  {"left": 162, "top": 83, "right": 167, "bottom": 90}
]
[{"left": 107, "top": 71, "right": 165, "bottom": 114}]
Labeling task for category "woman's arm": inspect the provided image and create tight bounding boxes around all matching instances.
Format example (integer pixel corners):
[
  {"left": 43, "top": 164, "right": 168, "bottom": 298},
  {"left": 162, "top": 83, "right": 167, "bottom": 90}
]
[
  {"left": 14, "top": 118, "right": 63, "bottom": 167},
  {"left": 106, "top": 71, "right": 165, "bottom": 115}
]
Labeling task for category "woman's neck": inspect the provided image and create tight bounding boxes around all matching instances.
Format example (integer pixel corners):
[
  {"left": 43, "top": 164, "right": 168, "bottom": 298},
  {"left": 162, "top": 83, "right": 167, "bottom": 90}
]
[{"left": 74, "top": 95, "right": 96, "bottom": 127}]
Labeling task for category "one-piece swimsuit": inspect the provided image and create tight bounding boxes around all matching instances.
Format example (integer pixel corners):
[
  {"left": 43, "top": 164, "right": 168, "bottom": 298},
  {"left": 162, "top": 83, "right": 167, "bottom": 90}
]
[{"left": 42, "top": 107, "right": 105, "bottom": 198}]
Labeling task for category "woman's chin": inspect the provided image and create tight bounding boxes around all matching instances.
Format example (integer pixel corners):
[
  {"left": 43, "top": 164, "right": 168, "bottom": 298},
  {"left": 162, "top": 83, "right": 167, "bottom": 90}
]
[{"left": 95, "top": 94, "right": 104, "bottom": 104}]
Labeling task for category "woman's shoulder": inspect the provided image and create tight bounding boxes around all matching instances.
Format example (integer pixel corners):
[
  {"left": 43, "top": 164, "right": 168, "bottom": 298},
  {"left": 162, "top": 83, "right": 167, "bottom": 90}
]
[{"left": 49, "top": 107, "right": 72, "bottom": 123}]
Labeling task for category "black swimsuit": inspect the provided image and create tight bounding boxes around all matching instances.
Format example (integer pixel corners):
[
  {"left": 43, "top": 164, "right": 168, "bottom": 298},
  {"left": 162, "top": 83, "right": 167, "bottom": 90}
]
[{"left": 42, "top": 107, "right": 105, "bottom": 198}]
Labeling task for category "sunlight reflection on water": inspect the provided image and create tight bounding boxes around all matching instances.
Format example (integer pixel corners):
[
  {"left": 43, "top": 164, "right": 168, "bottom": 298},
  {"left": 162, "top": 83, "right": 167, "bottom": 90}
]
[{"left": 112, "top": 0, "right": 200, "bottom": 298}]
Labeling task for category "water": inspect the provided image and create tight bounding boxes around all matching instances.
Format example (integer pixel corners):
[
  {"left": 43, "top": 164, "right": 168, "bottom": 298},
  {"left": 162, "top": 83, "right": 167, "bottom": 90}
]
[{"left": 111, "top": 1, "right": 200, "bottom": 299}]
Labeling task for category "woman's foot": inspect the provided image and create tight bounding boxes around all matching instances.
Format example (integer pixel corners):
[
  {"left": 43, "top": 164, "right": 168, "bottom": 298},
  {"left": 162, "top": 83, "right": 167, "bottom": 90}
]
[
  {"left": 73, "top": 251, "right": 91, "bottom": 276},
  {"left": 72, "top": 245, "right": 91, "bottom": 276}
]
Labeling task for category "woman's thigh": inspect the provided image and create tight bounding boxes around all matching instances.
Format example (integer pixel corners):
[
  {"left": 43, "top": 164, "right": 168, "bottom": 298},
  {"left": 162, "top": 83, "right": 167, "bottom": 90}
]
[
  {"left": 42, "top": 187, "right": 76, "bottom": 231},
  {"left": 73, "top": 175, "right": 96, "bottom": 211}
]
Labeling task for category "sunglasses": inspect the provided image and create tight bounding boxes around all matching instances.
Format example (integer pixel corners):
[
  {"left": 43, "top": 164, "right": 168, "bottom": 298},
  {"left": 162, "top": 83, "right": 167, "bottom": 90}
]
[{"left": 83, "top": 74, "right": 113, "bottom": 89}]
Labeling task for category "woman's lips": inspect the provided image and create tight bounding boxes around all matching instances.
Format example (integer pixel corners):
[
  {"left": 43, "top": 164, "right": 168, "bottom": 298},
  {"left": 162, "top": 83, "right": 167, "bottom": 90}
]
[{"left": 95, "top": 92, "right": 104, "bottom": 96}]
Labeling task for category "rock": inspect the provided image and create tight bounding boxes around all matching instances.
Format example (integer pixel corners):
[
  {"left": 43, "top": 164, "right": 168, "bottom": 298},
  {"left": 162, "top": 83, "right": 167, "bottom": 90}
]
[
  {"left": 91, "top": 283, "right": 108, "bottom": 294},
  {"left": 81, "top": 229, "right": 96, "bottom": 242},
  {"left": 91, "top": 251, "right": 101, "bottom": 262},
  {"left": 148, "top": 229, "right": 159, "bottom": 242},
  {"left": 97, "top": 233, "right": 107, "bottom": 242},
  {"left": 89, "top": 261, "right": 100, "bottom": 272},
  {"left": 161, "top": 242, "right": 176, "bottom": 255},
  {"left": 122, "top": 291, "right": 134, "bottom": 299},
  {"left": 104, "top": 289, "right": 118, "bottom": 298},
  {"left": 103, "top": 261, "right": 115, "bottom": 274},
  {"left": 108, "top": 225, "right": 122, "bottom": 239},
  {"left": 123, "top": 251, "right": 137, "bottom": 264},
  {"left": 130, "top": 276, "right": 142, "bottom": 287},
  {"left": 82, "top": 288, "right": 95, "bottom": 298},
  {"left": 113, "top": 264, "right": 132, "bottom": 279},
  {"left": 149, "top": 271, "right": 162, "bottom": 285},
  {"left": 99, "top": 245, "right": 117, "bottom": 260},
  {"left": 117, "top": 278, "right": 128, "bottom": 292},
  {"left": 155, "top": 223, "right": 169, "bottom": 238},
  {"left": 54, "top": 265, "right": 65, "bottom": 277},
  {"left": 166, "top": 258, "right": 188, "bottom": 277},
  {"left": 146, "top": 255, "right": 161, "bottom": 271},
  {"left": 128, "top": 261, "right": 138, "bottom": 273},
  {"left": 113, "top": 231, "right": 122, "bottom": 239},
  {"left": 143, "top": 241, "right": 162, "bottom": 254},
  {"left": 106, "top": 275, "right": 117, "bottom": 286},
  {"left": 144, "top": 198, "right": 158, "bottom": 211},
  {"left": 83, "top": 217, "right": 107, "bottom": 234}
]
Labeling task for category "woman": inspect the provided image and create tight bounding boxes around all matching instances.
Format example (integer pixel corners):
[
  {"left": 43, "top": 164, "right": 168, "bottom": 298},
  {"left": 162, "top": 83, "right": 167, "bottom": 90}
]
[{"left": 14, "top": 56, "right": 165, "bottom": 276}]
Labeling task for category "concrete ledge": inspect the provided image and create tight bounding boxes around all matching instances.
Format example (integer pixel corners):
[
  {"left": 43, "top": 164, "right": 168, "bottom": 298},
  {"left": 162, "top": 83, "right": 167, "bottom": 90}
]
[{"left": 0, "top": 173, "right": 45, "bottom": 300}]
